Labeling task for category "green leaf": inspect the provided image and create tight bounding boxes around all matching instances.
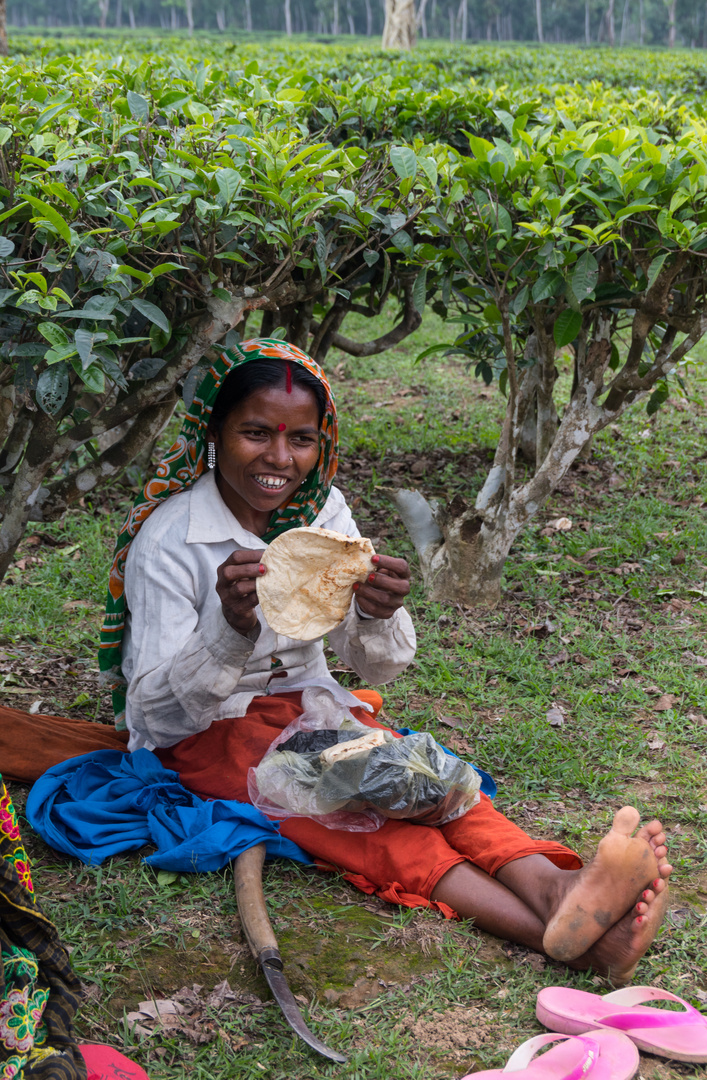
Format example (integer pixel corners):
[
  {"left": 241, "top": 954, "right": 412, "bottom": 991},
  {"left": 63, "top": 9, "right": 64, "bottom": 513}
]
[
  {"left": 646, "top": 253, "right": 668, "bottom": 290},
  {"left": 0, "top": 237, "right": 15, "bottom": 258},
  {"left": 510, "top": 285, "right": 529, "bottom": 317},
  {"left": 554, "top": 309, "right": 582, "bottom": 347},
  {"left": 132, "top": 298, "right": 171, "bottom": 335},
  {"left": 157, "top": 870, "right": 179, "bottom": 886},
  {"left": 129, "top": 356, "right": 166, "bottom": 380},
  {"left": 390, "top": 230, "right": 413, "bottom": 257},
  {"left": 36, "top": 364, "right": 69, "bottom": 414},
  {"left": 24, "top": 194, "right": 72, "bottom": 245},
  {"left": 571, "top": 251, "right": 599, "bottom": 302},
  {"left": 532, "top": 271, "right": 563, "bottom": 303},
  {"left": 646, "top": 381, "right": 669, "bottom": 416},
  {"left": 362, "top": 250, "right": 379, "bottom": 267},
  {"left": 74, "top": 329, "right": 97, "bottom": 369},
  {"left": 390, "top": 146, "right": 417, "bottom": 182},
  {"left": 413, "top": 268, "right": 427, "bottom": 315},
  {"left": 38, "top": 322, "right": 69, "bottom": 347},
  {"left": 127, "top": 90, "right": 150, "bottom": 123},
  {"left": 76, "top": 361, "right": 106, "bottom": 394},
  {"left": 314, "top": 221, "right": 327, "bottom": 282}
]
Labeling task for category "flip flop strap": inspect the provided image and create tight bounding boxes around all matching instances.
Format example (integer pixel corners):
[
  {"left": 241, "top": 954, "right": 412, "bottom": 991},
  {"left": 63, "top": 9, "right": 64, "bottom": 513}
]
[
  {"left": 603, "top": 1008, "right": 703, "bottom": 1030},
  {"left": 504, "top": 1033, "right": 601, "bottom": 1076},
  {"left": 602, "top": 986, "right": 704, "bottom": 1029}
]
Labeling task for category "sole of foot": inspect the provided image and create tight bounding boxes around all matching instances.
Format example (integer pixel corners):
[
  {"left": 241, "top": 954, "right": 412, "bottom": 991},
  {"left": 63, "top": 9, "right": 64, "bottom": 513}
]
[{"left": 542, "top": 806, "right": 661, "bottom": 964}]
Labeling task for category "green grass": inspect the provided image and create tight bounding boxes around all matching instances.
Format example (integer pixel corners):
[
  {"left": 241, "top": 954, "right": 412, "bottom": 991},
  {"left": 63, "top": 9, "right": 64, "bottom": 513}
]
[{"left": 3, "top": 305, "right": 707, "bottom": 1079}]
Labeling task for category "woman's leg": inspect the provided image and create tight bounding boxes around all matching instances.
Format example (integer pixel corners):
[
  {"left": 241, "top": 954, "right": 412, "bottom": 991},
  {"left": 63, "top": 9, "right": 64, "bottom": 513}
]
[{"left": 433, "top": 808, "right": 672, "bottom": 983}]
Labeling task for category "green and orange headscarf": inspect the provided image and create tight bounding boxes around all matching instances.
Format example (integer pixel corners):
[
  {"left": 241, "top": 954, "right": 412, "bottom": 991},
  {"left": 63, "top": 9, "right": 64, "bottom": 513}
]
[{"left": 99, "top": 338, "right": 338, "bottom": 728}]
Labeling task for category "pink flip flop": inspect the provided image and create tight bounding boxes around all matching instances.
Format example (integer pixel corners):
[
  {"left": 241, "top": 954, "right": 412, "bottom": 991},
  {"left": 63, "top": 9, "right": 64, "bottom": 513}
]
[
  {"left": 459, "top": 1029, "right": 639, "bottom": 1079},
  {"left": 537, "top": 985, "right": 707, "bottom": 1063},
  {"left": 79, "top": 1044, "right": 150, "bottom": 1080}
]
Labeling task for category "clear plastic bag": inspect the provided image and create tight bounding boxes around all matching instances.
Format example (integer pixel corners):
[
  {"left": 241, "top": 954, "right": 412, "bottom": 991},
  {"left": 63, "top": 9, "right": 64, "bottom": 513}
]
[{"left": 247, "top": 687, "right": 482, "bottom": 832}]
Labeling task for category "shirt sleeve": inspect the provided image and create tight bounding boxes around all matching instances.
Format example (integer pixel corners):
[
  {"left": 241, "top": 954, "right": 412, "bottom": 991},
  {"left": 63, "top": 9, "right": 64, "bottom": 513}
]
[
  {"left": 124, "top": 531, "right": 257, "bottom": 750},
  {"left": 327, "top": 602, "right": 417, "bottom": 685},
  {"left": 321, "top": 497, "right": 417, "bottom": 683}
]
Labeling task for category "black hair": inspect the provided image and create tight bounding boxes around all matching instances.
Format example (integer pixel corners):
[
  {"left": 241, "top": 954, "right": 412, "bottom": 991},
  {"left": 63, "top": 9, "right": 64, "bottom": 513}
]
[{"left": 208, "top": 358, "right": 327, "bottom": 435}]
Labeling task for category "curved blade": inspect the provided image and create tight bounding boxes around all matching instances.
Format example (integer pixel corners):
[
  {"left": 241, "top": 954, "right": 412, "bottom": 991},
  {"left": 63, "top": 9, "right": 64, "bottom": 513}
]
[
  {"left": 261, "top": 959, "right": 347, "bottom": 1064},
  {"left": 234, "top": 844, "right": 347, "bottom": 1064}
]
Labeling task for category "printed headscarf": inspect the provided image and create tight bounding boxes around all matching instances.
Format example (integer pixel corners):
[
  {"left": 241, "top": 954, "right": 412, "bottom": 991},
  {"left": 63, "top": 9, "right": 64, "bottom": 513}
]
[{"left": 99, "top": 338, "right": 338, "bottom": 727}]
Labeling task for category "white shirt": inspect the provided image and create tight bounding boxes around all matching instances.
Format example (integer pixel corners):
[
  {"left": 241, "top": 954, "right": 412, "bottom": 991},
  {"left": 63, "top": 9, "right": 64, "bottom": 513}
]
[{"left": 122, "top": 469, "right": 416, "bottom": 752}]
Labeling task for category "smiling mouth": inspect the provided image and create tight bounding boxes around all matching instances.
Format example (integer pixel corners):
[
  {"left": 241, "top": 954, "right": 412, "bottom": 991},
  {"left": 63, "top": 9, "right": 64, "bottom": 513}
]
[{"left": 253, "top": 474, "right": 289, "bottom": 491}]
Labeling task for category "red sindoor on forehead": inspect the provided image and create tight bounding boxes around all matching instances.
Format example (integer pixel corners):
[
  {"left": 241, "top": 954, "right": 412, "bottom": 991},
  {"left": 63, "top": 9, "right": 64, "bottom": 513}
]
[{"left": 278, "top": 423, "right": 287, "bottom": 431}]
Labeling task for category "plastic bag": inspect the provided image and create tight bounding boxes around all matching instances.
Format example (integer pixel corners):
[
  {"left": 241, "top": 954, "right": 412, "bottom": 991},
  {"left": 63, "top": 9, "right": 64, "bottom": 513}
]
[{"left": 247, "top": 686, "right": 482, "bottom": 832}]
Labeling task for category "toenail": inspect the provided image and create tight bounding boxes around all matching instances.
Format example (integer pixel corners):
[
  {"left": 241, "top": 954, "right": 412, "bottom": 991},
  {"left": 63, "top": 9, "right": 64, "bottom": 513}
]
[
  {"left": 653, "top": 879, "right": 660, "bottom": 888},
  {"left": 643, "top": 890, "right": 650, "bottom": 900},
  {"left": 635, "top": 915, "right": 644, "bottom": 924}
]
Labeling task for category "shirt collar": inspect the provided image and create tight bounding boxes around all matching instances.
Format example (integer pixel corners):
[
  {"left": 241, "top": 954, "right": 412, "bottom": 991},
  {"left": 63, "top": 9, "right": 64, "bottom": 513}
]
[
  {"left": 186, "top": 469, "right": 347, "bottom": 546},
  {"left": 186, "top": 470, "right": 263, "bottom": 546}
]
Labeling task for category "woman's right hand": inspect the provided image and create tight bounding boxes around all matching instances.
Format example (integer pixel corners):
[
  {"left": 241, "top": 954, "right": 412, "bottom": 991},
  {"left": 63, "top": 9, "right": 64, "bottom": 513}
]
[{"left": 216, "top": 549, "right": 266, "bottom": 637}]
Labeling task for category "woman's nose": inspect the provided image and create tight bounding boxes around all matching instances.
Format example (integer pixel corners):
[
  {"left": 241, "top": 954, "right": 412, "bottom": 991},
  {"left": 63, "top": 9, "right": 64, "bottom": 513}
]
[{"left": 263, "top": 435, "right": 292, "bottom": 467}]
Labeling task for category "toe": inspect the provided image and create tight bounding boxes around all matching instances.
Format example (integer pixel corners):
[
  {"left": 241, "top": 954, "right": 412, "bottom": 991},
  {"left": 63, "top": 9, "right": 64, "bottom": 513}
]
[{"left": 613, "top": 806, "right": 641, "bottom": 835}]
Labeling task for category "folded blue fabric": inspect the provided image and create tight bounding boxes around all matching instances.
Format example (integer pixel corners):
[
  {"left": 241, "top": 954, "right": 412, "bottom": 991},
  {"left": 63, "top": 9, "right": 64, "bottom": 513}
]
[{"left": 26, "top": 748, "right": 311, "bottom": 871}]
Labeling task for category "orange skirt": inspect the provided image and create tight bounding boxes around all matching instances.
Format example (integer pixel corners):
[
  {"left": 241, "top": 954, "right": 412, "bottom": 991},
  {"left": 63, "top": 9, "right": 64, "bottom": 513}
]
[{"left": 157, "top": 691, "right": 581, "bottom": 918}]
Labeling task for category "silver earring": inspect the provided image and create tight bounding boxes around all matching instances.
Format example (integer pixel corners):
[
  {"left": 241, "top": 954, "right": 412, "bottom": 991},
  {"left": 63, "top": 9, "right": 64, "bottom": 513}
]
[{"left": 207, "top": 442, "right": 216, "bottom": 470}]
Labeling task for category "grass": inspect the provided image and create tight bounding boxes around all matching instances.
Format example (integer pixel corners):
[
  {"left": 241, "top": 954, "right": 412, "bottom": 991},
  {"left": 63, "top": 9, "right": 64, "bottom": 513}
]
[{"left": 2, "top": 305, "right": 707, "bottom": 1079}]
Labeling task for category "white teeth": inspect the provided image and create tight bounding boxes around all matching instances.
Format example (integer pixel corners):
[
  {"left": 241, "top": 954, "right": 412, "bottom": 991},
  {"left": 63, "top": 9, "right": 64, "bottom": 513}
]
[{"left": 254, "top": 475, "right": 287, "bottom": 489}]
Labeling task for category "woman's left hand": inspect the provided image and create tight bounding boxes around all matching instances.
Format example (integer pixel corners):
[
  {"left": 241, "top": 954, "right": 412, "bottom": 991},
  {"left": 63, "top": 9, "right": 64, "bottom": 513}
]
[{"left": 353, "top": 554, "right": 411, "bottom": 620}]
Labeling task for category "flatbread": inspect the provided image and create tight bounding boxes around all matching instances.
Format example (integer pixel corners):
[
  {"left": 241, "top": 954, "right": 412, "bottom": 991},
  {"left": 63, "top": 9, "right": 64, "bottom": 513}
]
[{"left": 257, "top": 526, "right": 375, "bottom": 640}]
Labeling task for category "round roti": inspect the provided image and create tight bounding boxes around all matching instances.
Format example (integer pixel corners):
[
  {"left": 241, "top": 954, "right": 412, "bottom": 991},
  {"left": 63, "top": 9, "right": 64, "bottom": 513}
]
[{"left": 257, "top": 527, "right": 376, "bottom": 640}]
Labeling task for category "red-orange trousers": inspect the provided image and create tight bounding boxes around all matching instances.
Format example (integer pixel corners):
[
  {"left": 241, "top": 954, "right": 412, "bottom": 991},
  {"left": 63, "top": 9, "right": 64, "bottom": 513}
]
[{"left": 157, "top": 691, "right": 581, "bottom": 919}]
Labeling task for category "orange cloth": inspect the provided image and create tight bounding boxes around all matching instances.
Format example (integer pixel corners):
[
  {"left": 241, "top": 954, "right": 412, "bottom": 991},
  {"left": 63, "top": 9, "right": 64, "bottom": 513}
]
[
  {"left": 156, "top": 691, "right": 581, "bottom": 917},
  {"left": 0, "top": 704, "right": 129, "bottom": 783}
]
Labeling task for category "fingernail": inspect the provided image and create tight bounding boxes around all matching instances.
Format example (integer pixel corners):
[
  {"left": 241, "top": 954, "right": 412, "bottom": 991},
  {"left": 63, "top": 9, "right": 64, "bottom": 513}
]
[
  {"left": 258, "top": 565, "right": 266, "bottom": 574},
  {"left": 372, "top": 555, "right": 380, "bottom": 564},
  {"left": 353, "top": 582, "right": 360, "bottom": 592},
  {"left": 368, "top": 573, "right": 375, "bottom": 583}
]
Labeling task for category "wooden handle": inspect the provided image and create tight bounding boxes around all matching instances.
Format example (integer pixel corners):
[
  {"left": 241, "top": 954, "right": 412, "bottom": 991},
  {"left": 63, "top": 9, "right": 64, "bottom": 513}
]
[{"left": 233, "top": 842, "right": 279, "bottom": 960}]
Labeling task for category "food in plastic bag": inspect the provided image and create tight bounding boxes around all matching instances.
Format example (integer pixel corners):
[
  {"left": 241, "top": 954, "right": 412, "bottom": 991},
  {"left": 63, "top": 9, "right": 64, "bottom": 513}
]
[{"left": 247, "top": 687, "right": 482, "bottom": 832}]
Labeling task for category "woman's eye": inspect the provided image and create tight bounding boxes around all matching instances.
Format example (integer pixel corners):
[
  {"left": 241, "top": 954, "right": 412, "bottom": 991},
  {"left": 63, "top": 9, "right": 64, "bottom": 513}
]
[{"left": 293, "top": 435, "right": 317, "bottom": 446}]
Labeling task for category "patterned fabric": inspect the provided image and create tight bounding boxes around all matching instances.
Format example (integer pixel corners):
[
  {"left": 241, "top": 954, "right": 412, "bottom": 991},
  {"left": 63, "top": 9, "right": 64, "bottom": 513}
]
[
  {"left": 99, "top": 338, "right": 338, "bottom": 727},
  {"left": 0, "top": 777, "right": 86, "bottom": 1080}
]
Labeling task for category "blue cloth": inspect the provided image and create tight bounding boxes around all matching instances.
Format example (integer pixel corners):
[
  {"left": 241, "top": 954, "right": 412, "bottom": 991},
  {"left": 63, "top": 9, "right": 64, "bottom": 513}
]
[
  {"left": 395, "top": 728, "right": 497, "bottom": 799},
  {"left": 26, "top": 748, "right": 311, "bottom": 871}
]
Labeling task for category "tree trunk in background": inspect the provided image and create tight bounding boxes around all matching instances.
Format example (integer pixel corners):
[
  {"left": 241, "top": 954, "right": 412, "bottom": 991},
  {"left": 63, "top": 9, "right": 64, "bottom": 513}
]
[
  {"left": 667, "top": 0, "right": 676, "bottom": 45},
  {"left": 185, "top": 0, "right": 194, "bottom": 34},
  {"left": 606, "top": 0, "right": 615, "bottom": 43},
  {"left": 585, "top": 0, "right": 591, "bottom": 41},
  {"left": 458, "top": 0, "right": 467, "bottom": 39},
  {"left": 216, "top": 7, "right": 225, "bottom": 28},
  {"left": 332, "top": 0, "right": 339, "bottom": 33},
  {"left": 98, "top": 0, "right": 110, "bottom": 29},
  {"left": 382, "top": 0, "right": 414, "bottom": 46},
  {"left": 535, "top": 0, "right": 544, "bottom": 42},
  {"left": 417, "top": 0, "right": 429, "bottom": 37},
  {"left": 365, "top": 0, "right": 372, "bottom": 34},
  {"left": 0, "top": 0, "right": 7, "bottom": 56},
  {"left": 244, "top": 0, "right": 252, "bottom": 30},
  {"left": 115, "top": 0, "right": 122, "bottom": 27},
  {"left": 639, "top": 0, "right": 645, "bottom": 40},
  {"left": 620, "top": 0, "right": 629, "bottom": 42},
  {"left": 284, "top": 0, "right": 292, "bottom": 34},
  {"left": 128, "top": 3, "right": 136, "bottom": 27}
]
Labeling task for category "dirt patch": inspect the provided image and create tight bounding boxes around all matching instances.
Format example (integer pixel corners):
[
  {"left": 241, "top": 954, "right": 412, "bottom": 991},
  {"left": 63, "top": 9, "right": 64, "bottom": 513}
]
[{"left": 395, "top": 1004, "right": 499, "bottom": 1068}]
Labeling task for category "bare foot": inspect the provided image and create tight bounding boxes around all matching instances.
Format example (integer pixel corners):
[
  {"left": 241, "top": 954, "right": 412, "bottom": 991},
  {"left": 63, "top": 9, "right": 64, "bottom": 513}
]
[
  {"left": 577, "top": 860, "right": 672, "bottom": 985},
  {"left": 542, "top": 807, "right": 660, "bottom": 963},
  {"left": 636, "top": 819, "right": 669, "bottom": 863}
]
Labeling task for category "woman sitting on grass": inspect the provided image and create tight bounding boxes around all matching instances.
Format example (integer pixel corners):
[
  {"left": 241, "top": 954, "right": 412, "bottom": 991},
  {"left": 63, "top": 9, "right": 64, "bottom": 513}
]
[{"left": 102, "top": 338, "right": 671, "bottom": 984}]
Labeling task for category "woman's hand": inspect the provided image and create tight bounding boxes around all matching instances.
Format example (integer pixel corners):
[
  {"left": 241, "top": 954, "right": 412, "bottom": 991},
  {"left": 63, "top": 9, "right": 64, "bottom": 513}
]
[
  {"left": 216, "top": 549, "right": 266, "bottom": 637},
  {"left": 353, "top": 554, "right": 411, "bottom": 620}
]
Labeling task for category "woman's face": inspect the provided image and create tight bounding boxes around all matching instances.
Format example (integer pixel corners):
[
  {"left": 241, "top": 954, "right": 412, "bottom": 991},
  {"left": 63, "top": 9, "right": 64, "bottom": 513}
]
[{"left": 208, "top": 383, "right": 321, "bottom": 532}]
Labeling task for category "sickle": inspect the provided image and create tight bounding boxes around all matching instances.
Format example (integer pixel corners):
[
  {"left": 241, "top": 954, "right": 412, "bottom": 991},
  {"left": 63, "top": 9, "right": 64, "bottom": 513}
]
[{"left": 233, "top": 843, "right": 347, "bottom": 1064}]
